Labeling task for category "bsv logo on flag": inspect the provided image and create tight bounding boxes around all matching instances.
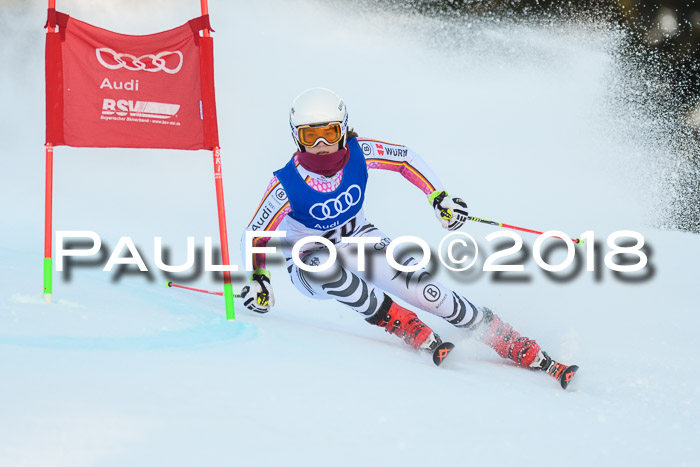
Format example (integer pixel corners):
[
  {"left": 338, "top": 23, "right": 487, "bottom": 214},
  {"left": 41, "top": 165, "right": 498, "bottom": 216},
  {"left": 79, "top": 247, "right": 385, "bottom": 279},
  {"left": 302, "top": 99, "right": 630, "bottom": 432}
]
[
  {"left": 96, "top": 47, "right": 183, "bottom": 74},
  {"left": 102, "top": 99, "right": 180, "bottom": 120},
  {"left": 309, "top": 185, "right": 362, "bottom": 221}
]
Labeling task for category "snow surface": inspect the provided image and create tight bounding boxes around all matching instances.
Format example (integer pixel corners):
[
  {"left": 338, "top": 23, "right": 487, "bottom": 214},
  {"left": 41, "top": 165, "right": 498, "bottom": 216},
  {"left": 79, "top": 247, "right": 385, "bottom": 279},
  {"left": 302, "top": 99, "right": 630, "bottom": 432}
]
[{"left": 1, "top": 1, "right": 699, "bottom": 466}]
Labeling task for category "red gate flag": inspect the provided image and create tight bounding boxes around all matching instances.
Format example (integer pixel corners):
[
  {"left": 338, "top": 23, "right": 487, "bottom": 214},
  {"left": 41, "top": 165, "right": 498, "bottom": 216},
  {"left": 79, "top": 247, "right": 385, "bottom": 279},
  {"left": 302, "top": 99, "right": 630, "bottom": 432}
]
[{"left": 45, "top": 9, "right": 219, "bottom": 150}]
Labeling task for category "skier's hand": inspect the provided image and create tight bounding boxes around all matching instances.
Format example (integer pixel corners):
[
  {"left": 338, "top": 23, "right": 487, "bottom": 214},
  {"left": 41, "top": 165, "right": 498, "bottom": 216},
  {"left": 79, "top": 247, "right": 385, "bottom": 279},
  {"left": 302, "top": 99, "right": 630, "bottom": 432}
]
[
  {"left": 429, "top": 190, "right": 469, "bottom": 231},
  {"left": 241, "top": 269, "right": 275, "bottom": 314}
]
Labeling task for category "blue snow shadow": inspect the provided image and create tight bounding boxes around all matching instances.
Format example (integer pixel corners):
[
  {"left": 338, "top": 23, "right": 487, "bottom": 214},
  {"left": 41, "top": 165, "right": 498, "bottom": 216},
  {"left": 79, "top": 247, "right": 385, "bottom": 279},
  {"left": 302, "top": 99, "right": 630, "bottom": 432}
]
[{"left": 0, "top": 320, "right": 257, "bottom": 351}]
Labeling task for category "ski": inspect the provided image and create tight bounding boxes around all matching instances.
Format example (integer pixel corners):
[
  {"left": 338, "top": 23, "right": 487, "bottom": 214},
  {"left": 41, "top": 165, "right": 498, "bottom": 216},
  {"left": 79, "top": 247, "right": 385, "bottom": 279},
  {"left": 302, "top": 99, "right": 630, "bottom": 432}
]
[
  {"left": 432, "top": 342, "right": 455, "bottom": 366},
  {"left": 545, "top": 359, "right": 579, "bottom": 389},
  {"left": 558, "top": 365, "right": 579, "bottom": 389}
]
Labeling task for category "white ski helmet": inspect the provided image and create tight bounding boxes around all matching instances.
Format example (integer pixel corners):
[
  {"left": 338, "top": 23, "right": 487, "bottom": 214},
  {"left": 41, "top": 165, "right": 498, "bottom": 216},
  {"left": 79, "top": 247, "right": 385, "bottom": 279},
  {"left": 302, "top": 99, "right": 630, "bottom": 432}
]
[{"left": 289, "top": 88, "right": 348, "bottom": 152}]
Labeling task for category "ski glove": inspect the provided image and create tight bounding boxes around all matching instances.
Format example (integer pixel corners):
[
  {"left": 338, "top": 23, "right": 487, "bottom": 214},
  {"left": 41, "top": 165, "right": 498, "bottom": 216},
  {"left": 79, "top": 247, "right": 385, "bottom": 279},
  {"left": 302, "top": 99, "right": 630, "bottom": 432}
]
[
  {"left": 241, "top": 269, "right": 275, "bottom": 314},
  {"left": 429, "top": 190, "right": 469, "bottom": 231}
]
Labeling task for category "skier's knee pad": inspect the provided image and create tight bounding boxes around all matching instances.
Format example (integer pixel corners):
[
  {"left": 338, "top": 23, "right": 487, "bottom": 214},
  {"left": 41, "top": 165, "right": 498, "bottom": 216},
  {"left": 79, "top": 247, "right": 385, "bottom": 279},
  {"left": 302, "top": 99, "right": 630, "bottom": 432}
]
[
  {"left": 296, "top": 248, "right": 346, "bottom": 288},
  {"left": 293, "top": 249, "right": 387, "bottom": 316}
]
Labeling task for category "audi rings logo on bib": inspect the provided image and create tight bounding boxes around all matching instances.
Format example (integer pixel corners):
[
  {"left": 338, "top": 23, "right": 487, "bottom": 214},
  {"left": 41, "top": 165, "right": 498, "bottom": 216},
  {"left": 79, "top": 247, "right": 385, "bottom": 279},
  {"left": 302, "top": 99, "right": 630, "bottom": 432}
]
[
  {"left": 309, "top": 185, "right": 362, "bottom": 221},
  {"left": 96, "top": 47, "right": 183, "bottom": 74}
]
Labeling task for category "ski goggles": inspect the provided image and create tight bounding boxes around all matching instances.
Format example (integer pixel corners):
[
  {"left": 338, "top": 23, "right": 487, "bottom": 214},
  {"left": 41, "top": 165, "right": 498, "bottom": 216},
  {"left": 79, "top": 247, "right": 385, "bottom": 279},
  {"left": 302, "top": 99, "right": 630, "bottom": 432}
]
[{"left": 294, "top": 122, "right": 345, "bottom": 147}]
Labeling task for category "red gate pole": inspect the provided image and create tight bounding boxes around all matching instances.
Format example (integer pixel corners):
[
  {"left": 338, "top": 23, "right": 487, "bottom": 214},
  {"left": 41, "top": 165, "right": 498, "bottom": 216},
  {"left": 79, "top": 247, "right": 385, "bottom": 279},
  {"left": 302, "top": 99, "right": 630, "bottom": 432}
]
[
  {"left": 43, "top": 144, "right": 53, "bottom": 303},
  {"left": 201, "top": 0, "right": 235, "bottom": 319},
  {"left": 43, "top": 0, "right": 56, "bottom": 304}
]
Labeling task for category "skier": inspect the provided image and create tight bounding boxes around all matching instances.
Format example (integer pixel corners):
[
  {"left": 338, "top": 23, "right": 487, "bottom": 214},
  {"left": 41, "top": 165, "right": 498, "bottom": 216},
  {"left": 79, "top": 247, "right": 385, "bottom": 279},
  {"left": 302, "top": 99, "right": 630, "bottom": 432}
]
[{"left": 240, "top": 88, "right": 577, "bottom": 387}]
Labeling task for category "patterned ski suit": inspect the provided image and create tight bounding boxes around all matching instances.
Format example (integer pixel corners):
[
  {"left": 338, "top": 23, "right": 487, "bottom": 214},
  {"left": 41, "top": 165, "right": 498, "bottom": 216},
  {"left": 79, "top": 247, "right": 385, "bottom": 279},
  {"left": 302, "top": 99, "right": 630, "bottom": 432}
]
[{"left": 241, "top": 137, "right": 485, "bottom": 329}]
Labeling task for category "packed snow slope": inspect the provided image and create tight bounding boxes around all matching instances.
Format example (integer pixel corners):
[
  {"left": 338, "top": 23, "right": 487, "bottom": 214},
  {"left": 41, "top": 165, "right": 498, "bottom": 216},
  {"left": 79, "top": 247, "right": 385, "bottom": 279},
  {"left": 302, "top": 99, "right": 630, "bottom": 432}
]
[{"left": 1, "top": 1, "right": 698, "bottom": 466}]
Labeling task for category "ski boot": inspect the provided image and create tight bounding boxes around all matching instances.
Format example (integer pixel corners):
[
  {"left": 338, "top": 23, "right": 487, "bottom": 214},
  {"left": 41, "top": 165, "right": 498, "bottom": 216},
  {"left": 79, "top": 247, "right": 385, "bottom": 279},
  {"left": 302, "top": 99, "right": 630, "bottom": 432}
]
[
  {"left": 475, "top": 309, "right": 579, "bottom": 388},
  {"left": 476, "top": 308, "right": 542, "bottom": 368},
  {"left": 367, "top": 298, "right": 455, "bottom": 366}
]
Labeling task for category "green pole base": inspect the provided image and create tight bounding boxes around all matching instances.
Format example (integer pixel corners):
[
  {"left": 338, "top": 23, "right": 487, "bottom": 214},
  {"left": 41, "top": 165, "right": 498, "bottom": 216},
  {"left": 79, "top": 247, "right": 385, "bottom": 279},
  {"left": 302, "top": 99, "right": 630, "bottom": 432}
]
[
  {"left": 223, "top": 283, "right": 235, "bottom": 320},
  {"left": 43, "top": 257, "right": 53, "bottom": 296}
]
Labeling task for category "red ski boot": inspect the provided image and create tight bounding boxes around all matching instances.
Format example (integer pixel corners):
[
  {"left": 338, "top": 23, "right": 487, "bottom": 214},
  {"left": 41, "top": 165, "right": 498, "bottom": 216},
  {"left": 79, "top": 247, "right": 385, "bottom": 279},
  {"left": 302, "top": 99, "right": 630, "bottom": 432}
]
[
  {"left": 368, "top": 298, "right": 438, "bottom": 350},
  {"left": 476, "top": 308, "right": 541, "bottom": 368}
]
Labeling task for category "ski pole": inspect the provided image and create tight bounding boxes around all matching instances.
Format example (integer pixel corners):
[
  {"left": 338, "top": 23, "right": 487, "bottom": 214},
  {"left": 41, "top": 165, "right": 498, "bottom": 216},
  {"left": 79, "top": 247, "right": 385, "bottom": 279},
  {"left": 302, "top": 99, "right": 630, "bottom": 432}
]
[
  {"left": 166, "top": 281, "right": 243, "bottom": 298},
  {"left": 467, "top": 216, "right": 583, "bottom": 245}
]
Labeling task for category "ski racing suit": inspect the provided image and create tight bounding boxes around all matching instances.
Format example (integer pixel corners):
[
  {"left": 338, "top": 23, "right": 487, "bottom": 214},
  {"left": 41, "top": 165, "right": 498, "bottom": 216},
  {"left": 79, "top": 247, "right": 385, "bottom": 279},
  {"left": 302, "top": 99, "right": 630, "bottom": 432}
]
[{"left": 241, "top": 137, "right": 542, "bottom": 367}]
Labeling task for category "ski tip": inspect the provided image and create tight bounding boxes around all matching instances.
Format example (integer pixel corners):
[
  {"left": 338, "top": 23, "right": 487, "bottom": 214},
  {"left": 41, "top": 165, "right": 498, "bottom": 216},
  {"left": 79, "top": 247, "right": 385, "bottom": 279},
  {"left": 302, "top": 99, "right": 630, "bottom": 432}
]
[
  {"left": 432, "top": 342, "right": 455, "bottom": 366},
  {"left": 560, "top": 365, "right": 579, "bottom": 389}
]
